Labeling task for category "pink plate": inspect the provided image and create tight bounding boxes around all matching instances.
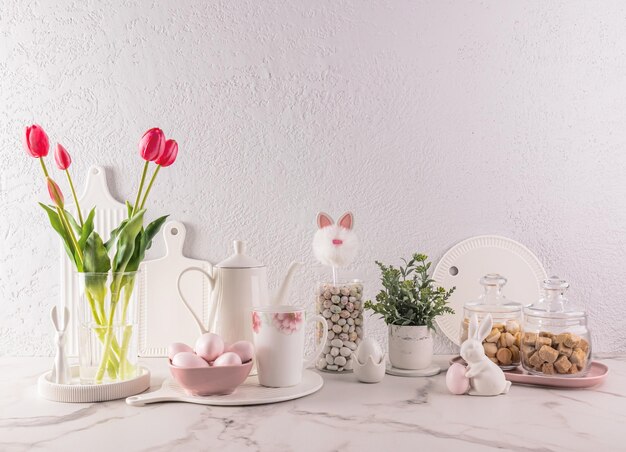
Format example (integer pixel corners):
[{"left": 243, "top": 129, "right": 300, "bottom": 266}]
[
  {"left": 169, "top": 360, "right": 253, "bottom": 396},
  {"left": 449, "top": 356, "right": 608, "bottom": 389}
]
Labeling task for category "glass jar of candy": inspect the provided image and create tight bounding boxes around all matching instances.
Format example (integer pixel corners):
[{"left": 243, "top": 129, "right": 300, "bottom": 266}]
[
  {"left": 521, "top": 277, "right": 591, "bottom": 376},
  {"left": 460, "top": 274, "right": 523, "bottom": 370},
  {"left": 315, "top": 280, "right": 364, "bottom": 372}
]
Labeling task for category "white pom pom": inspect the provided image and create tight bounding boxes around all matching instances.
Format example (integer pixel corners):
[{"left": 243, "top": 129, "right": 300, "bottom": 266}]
[{"left": 313, "top": 222, "right": 359, "bottom": 268}]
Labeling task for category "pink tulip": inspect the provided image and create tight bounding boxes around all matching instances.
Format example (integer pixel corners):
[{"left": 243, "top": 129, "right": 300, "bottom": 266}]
[
  {"left": 54, "top": 143, "right": 72, "bottom": 170},
  {"left": 138, "top": 128, "right": 165, "bottom": 161},
  {"left": 46, "top": 177, "right": 64, "bottom": 208},
  {"left": 23, "top": 124, "right": 50, "bottom": 158},
  {"left": 155, "top": 139, "right": 178, "bottom": 167}
]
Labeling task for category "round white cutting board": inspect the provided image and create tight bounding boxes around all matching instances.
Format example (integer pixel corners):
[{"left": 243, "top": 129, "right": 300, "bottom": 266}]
[{"left": 433, "top": 235, "right": 547, "bottom": 346}]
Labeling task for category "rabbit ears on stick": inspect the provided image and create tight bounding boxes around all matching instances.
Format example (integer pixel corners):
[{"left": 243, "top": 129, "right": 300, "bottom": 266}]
[
  {"left": 313, "top": 211, "right": 359, "bottom": 269},
  {"left": 317, "top": 212, "right": 354, "bottom": 230}
]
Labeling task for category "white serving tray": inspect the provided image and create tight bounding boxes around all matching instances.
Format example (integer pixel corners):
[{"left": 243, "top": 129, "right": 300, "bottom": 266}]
[
  {"left": 38, "top": 366, "right": 150, "bottom": 403},
  {"left": 449, "top": 356, "right": 608, "bottom": 389},
  {"left": 126, "top": 369, "right": 323, "bottom": 406},
  {"left": 433, "top": 235, "right": 547, "bottom": 346}
]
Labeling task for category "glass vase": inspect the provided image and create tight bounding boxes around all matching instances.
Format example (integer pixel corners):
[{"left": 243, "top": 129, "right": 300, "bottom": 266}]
[{"left": 76, "top": 271, "right": 139, "bottom": 384}]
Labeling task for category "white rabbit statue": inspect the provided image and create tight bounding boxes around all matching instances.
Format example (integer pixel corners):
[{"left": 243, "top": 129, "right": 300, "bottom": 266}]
[
  {"left": 50, "top": 306, "right": 71, "bottom": 385},
  {"left": 460, "top": 313, "right": 511, "bottom": 396},
  {"left": 312, "top": 212, "right": 359, "bottom": 268}
]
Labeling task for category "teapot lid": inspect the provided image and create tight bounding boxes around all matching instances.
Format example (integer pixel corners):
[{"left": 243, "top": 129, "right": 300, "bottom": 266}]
[{"left": 216, "top": 240, "right": 264, "bottom": 268}]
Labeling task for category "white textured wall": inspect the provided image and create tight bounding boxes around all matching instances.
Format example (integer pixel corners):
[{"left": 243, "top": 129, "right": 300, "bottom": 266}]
[{"left": 2, "top": 1, "right": 626, "bottom": 356}]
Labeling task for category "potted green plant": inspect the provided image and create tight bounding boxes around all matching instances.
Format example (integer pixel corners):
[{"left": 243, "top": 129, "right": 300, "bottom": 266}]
[{"left": 364, "top": 253, "right": 455, "bottom": 370}]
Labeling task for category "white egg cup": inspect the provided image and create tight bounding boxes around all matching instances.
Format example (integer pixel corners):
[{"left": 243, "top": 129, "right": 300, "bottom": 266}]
[{"left": 352, "top": 353, "right": 386, "bottom": 383}]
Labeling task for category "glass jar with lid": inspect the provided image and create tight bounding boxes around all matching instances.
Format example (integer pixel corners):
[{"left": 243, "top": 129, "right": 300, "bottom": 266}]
[
  {"left": 460, "top": 273, "right": 523, "bottom": 370},
  {"left": 521, "top": 277, "right": 591, "bottom": 376}
]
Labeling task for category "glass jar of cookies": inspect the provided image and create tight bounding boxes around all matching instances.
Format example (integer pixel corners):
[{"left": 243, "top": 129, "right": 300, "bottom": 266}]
[
  {"left": 460, "top": 274, "right": 523, "bottom": 370},
  {"left": 315, "top": 280, "right": 364, "bottom": 373},
  {"left": 521, "top": 277, "right": 591, "bottom": 376}
]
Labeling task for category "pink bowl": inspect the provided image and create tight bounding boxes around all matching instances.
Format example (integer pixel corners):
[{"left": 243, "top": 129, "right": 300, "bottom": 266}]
[{"left": 169, "top": 360, "right": 254, "bottom": 396}]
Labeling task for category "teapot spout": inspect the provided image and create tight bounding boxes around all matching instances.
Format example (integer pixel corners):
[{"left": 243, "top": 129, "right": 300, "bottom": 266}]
[{"left": 272, "top": 261, "right": 302, "bottom": 306}]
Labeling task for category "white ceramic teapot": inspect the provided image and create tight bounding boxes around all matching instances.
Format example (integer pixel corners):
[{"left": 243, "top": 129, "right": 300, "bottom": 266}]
[{"left": 177, "top": 240, "right": 301, "bottom": 346}]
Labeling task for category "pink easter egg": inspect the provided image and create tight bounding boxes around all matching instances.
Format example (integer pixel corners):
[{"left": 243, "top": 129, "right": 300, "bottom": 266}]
[
  {"left": 213, "top": 352, "right": 242, "bottom": 367},
  {"left": 446, "top": 363, "right": 470, "bottom": 395},
  {"left": 171, "top": 352, "right": 210, "bottom": 369},
  {"left": 195, "top": 333, "right": 225, "bottom": 362},
  {"left": 225, "top": 341, "right": 255, "bottom": 363},
  {"left": 168, "top": 342, "right": 193, "bottom": 360}
]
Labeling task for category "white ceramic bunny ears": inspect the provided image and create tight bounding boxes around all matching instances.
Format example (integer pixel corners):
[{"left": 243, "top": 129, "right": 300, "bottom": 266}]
[
  {"left": 313, "top": 212, "right": 359, "bottom": 268},
  {"left": 468, "top": 313, "right": 492, "bottom": 342}
]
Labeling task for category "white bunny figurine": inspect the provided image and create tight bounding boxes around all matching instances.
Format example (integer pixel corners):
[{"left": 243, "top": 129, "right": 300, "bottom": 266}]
[
  {"left": 460, "top": 313, "right": 511, "bottom": 396},
  {"left": 50, "top": 306, "right": 71, "bottom": 384},
  {"left": 313, "top": 212, "right": 359, "bottom": 268}
]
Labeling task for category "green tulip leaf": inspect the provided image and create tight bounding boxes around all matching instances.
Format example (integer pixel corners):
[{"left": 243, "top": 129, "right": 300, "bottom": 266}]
[
  {"left": 112, "top": 209, "right": 145, "bottom": 275},
  {"left": 125, "top": 231, "right": 147, "bottom": 273},
  {"left": 39, "top": 203, "right": 76, "bottom": 267},
  {"left": 123, "top": 215, "right": 168, "bottom": 273},
  {"left": 78, "top": 207, "right": 96, "bottom": 251},
  {"left": 63, "top": 209, "right": 82, "bottom": 237},
  {"left": 83, "top": 230, "right": 111, "bottom": 302},
  {"left": 144, "top": 215, "right": 168, "bottom": 250},
  {"left": 109, "top": 209, "right": 144, "bottom": 301},
  {"left": 84, "top": 230, "right": 111, "bottom": 274},
  {"left": 105, "top": 218, "right": 129, "bottom": 252}
]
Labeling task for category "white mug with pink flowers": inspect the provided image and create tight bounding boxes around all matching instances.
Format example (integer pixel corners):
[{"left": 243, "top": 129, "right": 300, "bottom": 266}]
[{"left": 252, "top": 306, "right": 328, "bottom": 387}]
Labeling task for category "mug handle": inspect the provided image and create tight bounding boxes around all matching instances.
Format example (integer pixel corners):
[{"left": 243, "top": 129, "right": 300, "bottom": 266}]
[
  {"left": 302, "top": 314, "right": 328, "bottom": 369},
  {"left": 177, "top": 267, "right": 213, "bottom": 335}
]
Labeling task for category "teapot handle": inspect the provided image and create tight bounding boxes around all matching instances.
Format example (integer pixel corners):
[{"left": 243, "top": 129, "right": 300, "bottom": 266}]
[{"left": 177, "top": 267, "right": 214, "bottom": 335}]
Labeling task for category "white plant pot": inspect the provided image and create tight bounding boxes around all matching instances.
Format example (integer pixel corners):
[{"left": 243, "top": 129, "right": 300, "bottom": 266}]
[{"left": 388, "top": 325, "right": 433, "bottom": 370}]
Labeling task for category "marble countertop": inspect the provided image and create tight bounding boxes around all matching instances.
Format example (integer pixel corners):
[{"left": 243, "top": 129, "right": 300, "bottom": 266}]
[{"left": 1, "top": 355, "right": 624, "bottom": 452}]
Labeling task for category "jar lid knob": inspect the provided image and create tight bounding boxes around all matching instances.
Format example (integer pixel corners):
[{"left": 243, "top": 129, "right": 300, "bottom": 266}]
[
  {"left": 543, "top": 276, "right": 569, "bottom": 292},
  {"left": 480, "top": 273, "right": 507, "bottom": 287}
]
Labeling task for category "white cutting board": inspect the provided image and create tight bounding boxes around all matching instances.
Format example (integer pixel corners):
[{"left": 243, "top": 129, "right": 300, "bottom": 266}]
[
  {"left": 433, "top": 235, "right": 547, "bottom": 346},
  {"left": 137, "top": 221, "right": 211, "bottom": 357},
  {"left": 126, "top": 370, "right": 323, "bottom": 406},
  {"left": 61, "top": 166, "right": 127, "bottom": 356}
]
